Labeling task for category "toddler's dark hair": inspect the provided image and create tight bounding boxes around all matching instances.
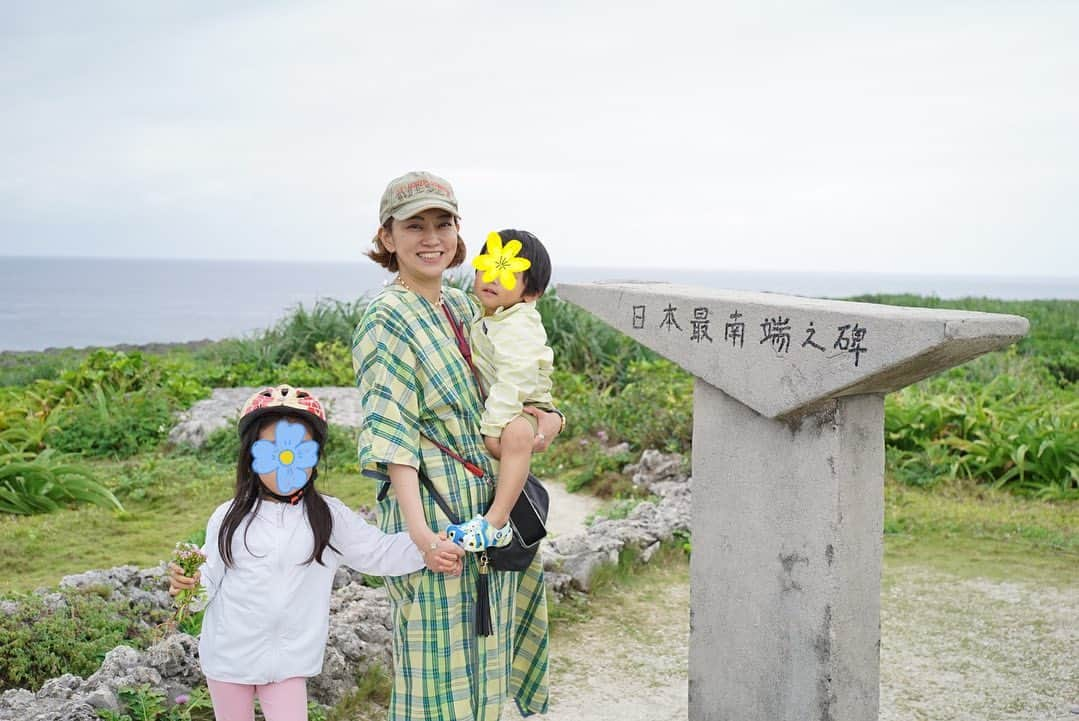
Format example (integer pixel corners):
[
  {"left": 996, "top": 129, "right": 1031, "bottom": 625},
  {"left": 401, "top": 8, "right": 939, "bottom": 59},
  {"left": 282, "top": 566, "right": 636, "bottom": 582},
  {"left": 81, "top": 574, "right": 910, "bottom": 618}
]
[{"left": 497, "top": 229, "right": 551, "bottom": 297}]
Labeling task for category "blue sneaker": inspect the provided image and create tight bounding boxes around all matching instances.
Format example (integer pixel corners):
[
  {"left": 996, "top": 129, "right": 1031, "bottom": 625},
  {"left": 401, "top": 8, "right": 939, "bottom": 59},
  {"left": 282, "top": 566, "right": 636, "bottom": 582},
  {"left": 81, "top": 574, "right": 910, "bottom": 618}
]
[{"left": 446, "top": 515, "right": 513, "bottom": 553}]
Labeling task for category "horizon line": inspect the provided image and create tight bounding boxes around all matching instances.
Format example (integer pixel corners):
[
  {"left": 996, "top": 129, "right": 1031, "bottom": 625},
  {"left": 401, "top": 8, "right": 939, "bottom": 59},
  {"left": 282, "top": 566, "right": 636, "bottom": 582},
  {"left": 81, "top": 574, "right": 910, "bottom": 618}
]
[{"left": 2, "top": 253, "right": 1077, "bottom": 282}]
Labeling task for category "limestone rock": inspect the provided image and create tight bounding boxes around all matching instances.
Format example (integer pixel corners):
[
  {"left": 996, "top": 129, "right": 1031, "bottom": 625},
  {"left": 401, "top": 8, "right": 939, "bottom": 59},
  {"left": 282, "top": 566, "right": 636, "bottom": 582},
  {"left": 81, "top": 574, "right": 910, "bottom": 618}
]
[{"left": 168, "top": 387, "right": 364, "bottom": 449}]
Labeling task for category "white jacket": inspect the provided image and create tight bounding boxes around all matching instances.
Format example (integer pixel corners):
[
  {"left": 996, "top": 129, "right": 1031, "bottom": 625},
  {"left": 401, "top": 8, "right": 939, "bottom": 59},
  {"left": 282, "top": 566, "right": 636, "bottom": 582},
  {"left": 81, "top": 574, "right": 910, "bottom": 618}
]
[{"left": 197, "top": 495, "right": 423, "bottom": 684}]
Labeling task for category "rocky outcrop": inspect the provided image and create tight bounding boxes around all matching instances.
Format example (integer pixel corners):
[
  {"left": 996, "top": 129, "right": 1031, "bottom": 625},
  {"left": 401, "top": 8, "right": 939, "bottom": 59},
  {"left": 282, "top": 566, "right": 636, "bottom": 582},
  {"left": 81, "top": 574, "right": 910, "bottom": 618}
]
[
  {"left": 0, "top": 578, "right": 389, "bottom": 720},
  {"left": 167, "top": 387, "right": 364, "bottom": 448},
  {"left": 544, "top": 449, "right": 690, "bottom": 593}
]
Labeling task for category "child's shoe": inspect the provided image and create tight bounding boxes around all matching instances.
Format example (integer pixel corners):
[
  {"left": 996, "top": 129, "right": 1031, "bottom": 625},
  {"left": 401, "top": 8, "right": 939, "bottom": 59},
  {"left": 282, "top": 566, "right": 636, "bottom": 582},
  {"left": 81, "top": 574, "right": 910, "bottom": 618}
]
[{"left": 446, "top": 515, "right": 513, "bottom": 552}]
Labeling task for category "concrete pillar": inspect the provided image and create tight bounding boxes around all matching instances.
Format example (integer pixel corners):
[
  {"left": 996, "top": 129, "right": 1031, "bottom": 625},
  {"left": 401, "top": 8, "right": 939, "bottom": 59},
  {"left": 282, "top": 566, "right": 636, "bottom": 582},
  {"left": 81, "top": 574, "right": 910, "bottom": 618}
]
[
  {"left": 689, "top": 385, "right": 883, "bottom": 721},
  {"left": 556, "top": 282, "right": 1028, "bottom": 721}
]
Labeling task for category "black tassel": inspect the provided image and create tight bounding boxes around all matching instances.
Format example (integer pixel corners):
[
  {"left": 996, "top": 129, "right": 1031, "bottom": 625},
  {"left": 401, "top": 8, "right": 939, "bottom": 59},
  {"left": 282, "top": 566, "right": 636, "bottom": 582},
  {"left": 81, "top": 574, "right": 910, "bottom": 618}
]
[{"left": 476, "top": 553, "right": 493, "bottom": 636}]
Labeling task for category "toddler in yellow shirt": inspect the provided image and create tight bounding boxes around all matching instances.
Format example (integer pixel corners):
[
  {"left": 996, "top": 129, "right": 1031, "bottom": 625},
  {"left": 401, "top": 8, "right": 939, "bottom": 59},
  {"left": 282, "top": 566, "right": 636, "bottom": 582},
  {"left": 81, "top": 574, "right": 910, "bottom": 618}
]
[{"left": 448, "top": 229, "right": 556, "bottom": 552}]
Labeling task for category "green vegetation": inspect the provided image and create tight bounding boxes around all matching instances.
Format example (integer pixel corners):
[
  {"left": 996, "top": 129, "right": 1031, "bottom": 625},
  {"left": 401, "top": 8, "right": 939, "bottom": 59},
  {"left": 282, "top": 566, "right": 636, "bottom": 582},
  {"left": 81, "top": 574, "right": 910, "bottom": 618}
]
[
  {"left": 0, "top": 588, "right": 169, "bottom": 692},
  {"left": 0, "top": 289, "right": 1071, "bottom": 714},
  {"left": 533, "top": 436, "right": 640, "bottom": 496},
  {"left": 885, "top": 349, "right": 1076, "bottom": 498},
  {"left": 0, "top": 448, "right": 120, "bottom": 515},
  {"left": 96, "top": 685, "right": 214, "bottom": 721},
  {"left": 324, "top": 664, "right": 392, "bottom": 721},
  {"left": 0, "top": 442, "right": 371, "bottom": 593},
  {"left": 0, "top": 293, "right": 1070, "bottom": 548}
]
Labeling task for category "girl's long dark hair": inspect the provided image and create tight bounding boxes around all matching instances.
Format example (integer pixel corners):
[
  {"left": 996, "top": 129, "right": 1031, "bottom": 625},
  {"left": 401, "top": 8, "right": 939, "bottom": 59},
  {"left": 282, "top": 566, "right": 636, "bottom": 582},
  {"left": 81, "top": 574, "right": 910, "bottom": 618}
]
[{"left": 218, "top": 413, "right": 339, "bottom": 567}]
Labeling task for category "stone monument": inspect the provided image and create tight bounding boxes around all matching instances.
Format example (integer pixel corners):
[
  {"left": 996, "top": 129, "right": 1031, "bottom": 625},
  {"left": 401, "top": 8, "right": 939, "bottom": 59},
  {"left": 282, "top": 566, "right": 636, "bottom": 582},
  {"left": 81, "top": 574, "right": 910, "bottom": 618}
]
[{"left": 556, "top": 281, "right": 1029, "bottom": 721}]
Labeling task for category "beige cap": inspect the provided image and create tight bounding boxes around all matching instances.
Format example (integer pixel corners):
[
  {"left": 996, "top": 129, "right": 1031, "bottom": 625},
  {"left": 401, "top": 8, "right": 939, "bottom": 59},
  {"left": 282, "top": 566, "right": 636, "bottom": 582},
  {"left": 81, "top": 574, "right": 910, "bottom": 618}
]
[{"left": 378, "top": 171, "right": 459, "bottom": 226}]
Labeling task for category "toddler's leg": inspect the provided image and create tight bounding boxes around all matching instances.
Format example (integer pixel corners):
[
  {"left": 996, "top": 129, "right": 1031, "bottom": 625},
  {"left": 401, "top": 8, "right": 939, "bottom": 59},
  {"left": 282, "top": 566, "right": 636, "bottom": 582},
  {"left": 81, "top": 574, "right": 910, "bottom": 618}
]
[
  {"left": 485, "top": 415, "right": 535, "bottom": 529},
  {"left": 484, "top": 434, "right": 502, "bottom": 460},
  {"left": 255, "top": 676, "right": 308, "bottom": 721},
  {"left": 206, "top": 678, "right": 256, "bottom": 721}
]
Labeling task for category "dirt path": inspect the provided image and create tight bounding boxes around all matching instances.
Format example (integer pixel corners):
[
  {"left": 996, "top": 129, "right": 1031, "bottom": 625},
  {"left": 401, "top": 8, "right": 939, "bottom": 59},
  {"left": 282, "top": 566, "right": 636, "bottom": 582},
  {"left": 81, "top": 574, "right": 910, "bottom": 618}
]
[{"left": 542, "top": 478, "right": 604, "bottom": 541}]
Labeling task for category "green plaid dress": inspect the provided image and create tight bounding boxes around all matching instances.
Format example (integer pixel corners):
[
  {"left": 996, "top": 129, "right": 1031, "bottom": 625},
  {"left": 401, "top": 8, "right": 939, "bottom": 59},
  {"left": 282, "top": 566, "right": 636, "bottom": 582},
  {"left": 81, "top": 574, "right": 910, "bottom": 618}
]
[{"left": 352, "top": 284, "right": 550, "bottom": 720}]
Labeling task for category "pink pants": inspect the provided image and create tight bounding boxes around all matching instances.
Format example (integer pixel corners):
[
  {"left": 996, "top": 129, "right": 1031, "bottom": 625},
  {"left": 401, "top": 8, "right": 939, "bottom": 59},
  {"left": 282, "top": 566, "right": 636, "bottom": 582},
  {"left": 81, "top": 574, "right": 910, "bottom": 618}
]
[{"left": 206, "top": 677, "right": 308, "bottom": 721}]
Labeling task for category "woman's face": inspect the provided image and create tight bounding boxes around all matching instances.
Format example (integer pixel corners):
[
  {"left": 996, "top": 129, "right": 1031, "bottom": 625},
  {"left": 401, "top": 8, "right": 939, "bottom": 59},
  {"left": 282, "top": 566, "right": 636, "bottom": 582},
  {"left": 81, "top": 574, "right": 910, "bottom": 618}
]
[{"left": 379, "top": 208, "right": 459, "bottom": 284}]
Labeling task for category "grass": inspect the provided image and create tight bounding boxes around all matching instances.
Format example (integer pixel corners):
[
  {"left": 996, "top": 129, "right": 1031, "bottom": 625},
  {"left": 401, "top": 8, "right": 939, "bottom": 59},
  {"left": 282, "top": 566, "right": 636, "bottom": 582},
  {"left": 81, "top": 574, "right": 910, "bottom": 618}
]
[
  {"left": 325, "top": 664, "right": 393, "bottom": 721},
  {"left": 883, "top": 477, "right": 1079, "bottom": 587},
  {"left": 0, "top": 451, "right": 375, "bottom": 593}
]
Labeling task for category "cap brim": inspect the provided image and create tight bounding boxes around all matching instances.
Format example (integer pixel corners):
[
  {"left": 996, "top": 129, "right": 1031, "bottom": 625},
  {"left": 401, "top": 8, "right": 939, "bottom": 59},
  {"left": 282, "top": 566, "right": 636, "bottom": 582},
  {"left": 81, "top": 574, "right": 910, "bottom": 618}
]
[{"left": 387, "top": 198, "right": 460, "bottom": 223}]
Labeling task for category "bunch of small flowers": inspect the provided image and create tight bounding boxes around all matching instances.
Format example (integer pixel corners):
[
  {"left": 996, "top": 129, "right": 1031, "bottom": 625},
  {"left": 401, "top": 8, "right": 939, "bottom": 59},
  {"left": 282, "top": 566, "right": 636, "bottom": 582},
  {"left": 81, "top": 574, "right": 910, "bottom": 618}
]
[{"left": 172, "top": 541, "right": 206, "bottom": 624}]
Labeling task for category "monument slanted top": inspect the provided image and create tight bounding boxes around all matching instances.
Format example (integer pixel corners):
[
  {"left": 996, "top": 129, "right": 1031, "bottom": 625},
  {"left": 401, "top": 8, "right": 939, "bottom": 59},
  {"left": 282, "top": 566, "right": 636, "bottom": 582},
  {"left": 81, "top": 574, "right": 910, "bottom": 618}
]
[{"left": 557, "top": 281, "right": 1029, "bottom": 419}]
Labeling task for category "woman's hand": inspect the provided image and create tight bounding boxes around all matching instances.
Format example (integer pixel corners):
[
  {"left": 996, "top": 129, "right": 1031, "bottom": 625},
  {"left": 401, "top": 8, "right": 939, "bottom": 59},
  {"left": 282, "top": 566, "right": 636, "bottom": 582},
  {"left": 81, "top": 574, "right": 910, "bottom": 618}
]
[
  {"left": 419, "top": 531, "right": 465, "bottom": 575},
  {"left": 167, "top": 562, "right": 200, "bottom": 596},
  {"left": 523, "top": 407, "right": 562, "bottom": 453}
]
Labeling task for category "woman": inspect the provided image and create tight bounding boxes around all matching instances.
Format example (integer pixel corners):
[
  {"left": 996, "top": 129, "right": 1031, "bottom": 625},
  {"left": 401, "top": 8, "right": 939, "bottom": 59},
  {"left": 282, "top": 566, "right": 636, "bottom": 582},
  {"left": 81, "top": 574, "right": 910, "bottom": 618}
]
[{"left": 352, "top": 171, "right": 563, "bottom": 720}]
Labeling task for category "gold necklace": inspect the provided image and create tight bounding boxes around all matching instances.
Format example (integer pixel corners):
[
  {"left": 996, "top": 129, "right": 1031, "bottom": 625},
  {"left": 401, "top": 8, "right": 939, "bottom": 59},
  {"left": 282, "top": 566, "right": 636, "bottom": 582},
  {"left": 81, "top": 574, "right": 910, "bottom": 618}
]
[{"left": 394, "top": 275, "right": 444, "bottom": 306}]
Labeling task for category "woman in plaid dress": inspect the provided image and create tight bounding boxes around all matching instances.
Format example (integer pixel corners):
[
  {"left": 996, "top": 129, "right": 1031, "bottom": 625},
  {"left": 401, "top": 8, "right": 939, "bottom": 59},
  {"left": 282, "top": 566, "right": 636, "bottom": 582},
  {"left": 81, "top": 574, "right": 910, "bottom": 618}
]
[{"left": 352, "top": 171, "right": 564, "bottom": 720}]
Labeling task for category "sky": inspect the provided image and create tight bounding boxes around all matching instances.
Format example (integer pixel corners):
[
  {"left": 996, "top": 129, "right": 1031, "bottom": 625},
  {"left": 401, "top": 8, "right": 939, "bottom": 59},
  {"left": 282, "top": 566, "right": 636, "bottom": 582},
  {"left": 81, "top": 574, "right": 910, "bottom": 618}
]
[{"left": 2, "top": 1, "right": 1077, "bottom": 276}]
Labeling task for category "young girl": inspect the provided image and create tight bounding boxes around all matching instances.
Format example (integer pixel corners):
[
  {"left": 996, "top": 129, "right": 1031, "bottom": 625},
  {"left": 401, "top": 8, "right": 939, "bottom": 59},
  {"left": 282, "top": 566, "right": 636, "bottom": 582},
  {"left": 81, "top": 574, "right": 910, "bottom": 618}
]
[
  {"left": 168, "top": 384, "right": 463, "bottom": 721},
  {"left": 446, "top": 229, "right": 557, "bottom": 552}
]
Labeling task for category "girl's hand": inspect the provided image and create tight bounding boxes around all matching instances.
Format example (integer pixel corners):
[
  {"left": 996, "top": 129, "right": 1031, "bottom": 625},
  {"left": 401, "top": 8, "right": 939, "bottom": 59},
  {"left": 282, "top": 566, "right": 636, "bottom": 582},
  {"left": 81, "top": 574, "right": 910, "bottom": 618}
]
[
  {"left": 420, "top": 532, "right": 465, "bottom": 575},
  {"left": 523, "top": 407, "right": 562, "bottom": 453},
  {"left": 167, "top": 562, "right": 200, "bottom": 596}
]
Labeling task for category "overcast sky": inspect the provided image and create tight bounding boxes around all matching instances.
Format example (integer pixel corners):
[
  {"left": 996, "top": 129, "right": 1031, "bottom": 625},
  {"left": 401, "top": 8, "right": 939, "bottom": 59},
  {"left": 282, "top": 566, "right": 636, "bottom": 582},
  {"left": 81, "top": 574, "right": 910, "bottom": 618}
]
[{"left": 2, "top": 1, "right": 1077, "bottom": 276}]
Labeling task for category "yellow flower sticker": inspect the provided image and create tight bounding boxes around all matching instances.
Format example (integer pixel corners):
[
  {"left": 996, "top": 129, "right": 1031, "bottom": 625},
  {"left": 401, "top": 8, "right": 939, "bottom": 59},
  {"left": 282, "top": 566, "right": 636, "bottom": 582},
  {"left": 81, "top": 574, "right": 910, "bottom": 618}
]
[{"left": 472, "top": 231, "right": 532, "bottom": 290}]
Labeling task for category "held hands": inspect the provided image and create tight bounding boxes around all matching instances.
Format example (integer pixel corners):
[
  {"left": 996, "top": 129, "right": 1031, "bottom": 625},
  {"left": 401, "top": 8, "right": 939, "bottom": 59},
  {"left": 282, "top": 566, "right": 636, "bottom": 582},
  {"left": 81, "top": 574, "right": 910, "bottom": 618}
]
[
  {"left": 169, "top": 538, "right": 464, "bottom": 585},
  {"left": 167, "top": 562, "right": 200, "bottom": 596},
  {"left": 420, "top": 531, "right": 465, "bottom": 575}
]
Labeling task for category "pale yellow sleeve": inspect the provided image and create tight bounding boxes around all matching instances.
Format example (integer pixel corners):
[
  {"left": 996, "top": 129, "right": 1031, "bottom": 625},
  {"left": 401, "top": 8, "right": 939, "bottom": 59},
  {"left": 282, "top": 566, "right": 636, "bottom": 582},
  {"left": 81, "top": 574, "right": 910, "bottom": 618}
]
[{"left": 479, "top": 309, "right": 554, "bottom": 438}]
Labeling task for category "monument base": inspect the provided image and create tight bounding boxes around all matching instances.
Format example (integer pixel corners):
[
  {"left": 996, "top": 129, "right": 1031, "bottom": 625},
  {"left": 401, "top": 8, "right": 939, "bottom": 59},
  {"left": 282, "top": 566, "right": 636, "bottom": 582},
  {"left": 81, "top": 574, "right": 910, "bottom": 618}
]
[{"left": 689, "top": 381, "right": 884, "bottom": 721}]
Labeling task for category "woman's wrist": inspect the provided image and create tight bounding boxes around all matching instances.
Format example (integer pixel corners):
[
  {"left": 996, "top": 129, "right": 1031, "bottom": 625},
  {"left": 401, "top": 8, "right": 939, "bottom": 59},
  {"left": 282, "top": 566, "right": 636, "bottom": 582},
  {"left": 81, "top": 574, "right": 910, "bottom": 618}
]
[{"left": 411, "top": 529, "right": 439, "bottom": 554}]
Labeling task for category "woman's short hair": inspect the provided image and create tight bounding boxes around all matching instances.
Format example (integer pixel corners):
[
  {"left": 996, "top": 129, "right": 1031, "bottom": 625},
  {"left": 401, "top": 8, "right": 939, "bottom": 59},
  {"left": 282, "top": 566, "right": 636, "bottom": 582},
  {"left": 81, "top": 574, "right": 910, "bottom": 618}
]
[{"left": 367, "top": 219, "right": 467, "bottom": 272}]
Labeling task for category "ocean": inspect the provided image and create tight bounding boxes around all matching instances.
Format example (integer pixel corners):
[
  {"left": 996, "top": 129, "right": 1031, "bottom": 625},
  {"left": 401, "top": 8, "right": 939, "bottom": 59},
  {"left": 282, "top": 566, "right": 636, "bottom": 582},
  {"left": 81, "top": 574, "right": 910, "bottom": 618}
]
[{"left": 2, "top": 256, "right": 1076, "bottom": 352}]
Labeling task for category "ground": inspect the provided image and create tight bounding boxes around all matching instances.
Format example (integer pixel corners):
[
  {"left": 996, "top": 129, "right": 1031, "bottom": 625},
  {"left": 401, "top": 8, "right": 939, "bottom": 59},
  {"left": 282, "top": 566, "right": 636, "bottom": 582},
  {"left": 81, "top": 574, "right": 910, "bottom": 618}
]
[{"left": 501, "top": 483, "right": 1079, "bottom": 721}]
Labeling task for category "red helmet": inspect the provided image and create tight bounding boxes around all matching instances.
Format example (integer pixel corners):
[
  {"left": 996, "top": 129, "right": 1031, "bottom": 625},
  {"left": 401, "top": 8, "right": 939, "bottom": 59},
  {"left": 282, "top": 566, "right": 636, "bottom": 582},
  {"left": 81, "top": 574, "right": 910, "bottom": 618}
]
[{"left": 238, "top": 385, "right": 328, "bottom": 438}]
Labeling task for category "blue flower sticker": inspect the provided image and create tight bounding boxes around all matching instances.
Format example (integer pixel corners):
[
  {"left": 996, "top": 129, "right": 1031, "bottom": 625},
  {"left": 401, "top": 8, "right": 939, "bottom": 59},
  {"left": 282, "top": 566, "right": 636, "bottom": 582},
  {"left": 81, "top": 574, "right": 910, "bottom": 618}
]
[{"left": 250, "top": 419, "right": 320, "bottom": 493}]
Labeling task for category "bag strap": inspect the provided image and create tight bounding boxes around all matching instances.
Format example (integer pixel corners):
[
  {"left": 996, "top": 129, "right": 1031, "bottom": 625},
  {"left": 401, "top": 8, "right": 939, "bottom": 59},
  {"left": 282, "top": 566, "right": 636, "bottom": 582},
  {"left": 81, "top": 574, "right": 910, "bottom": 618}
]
[
  {"left": 441, "top": 304, "right": 485, "bottom": 397},
  {"left": 416, "top": 431, "right": 489, "bottom": 527},
  {"left": 424, "top": 433, "right": 485, "bottom": 478},
  {"left": 417, "top": 469, "right": 461, "bottom": 526}
]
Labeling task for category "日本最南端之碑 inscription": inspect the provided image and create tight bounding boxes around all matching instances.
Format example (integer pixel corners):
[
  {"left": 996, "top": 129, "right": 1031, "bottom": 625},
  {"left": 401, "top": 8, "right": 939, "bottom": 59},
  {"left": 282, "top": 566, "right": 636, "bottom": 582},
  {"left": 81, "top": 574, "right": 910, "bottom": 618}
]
[
  {"left": 633, "top": 301, "right": 871, "bottom": 365},
  {"left": 562, "top": 282, "right": 1027, "bottom": 420}
]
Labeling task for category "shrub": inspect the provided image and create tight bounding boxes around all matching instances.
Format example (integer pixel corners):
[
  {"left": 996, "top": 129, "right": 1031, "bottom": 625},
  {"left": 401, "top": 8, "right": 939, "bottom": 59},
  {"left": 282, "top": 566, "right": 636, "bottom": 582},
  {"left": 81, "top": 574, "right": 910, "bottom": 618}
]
[
  {"left": 0, "top": 589, "right": 166, "bottom": 691},
  {"left": 0, "top": 448, "right": 121, "bottom": 515},
  {"left": 98, "top": 684, "right": 214, "bottom": 721},
  {"left": 539, "top": 293, "right": 656, "bottom": 388},
  {"left": 553, "top": 359, "right": 693, "bottom": 454},
  {"left": 58, "top": 350, "right": 207, "bottom": 408},
  {"left": 51, "top": 387, "right": 175, "bottom": 459},
  {"left": 885, "top": 350, "right": 1078, "bottom": 498},
  {"left": 190, "top": 299, "right": 368, "bottom": 387}
]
